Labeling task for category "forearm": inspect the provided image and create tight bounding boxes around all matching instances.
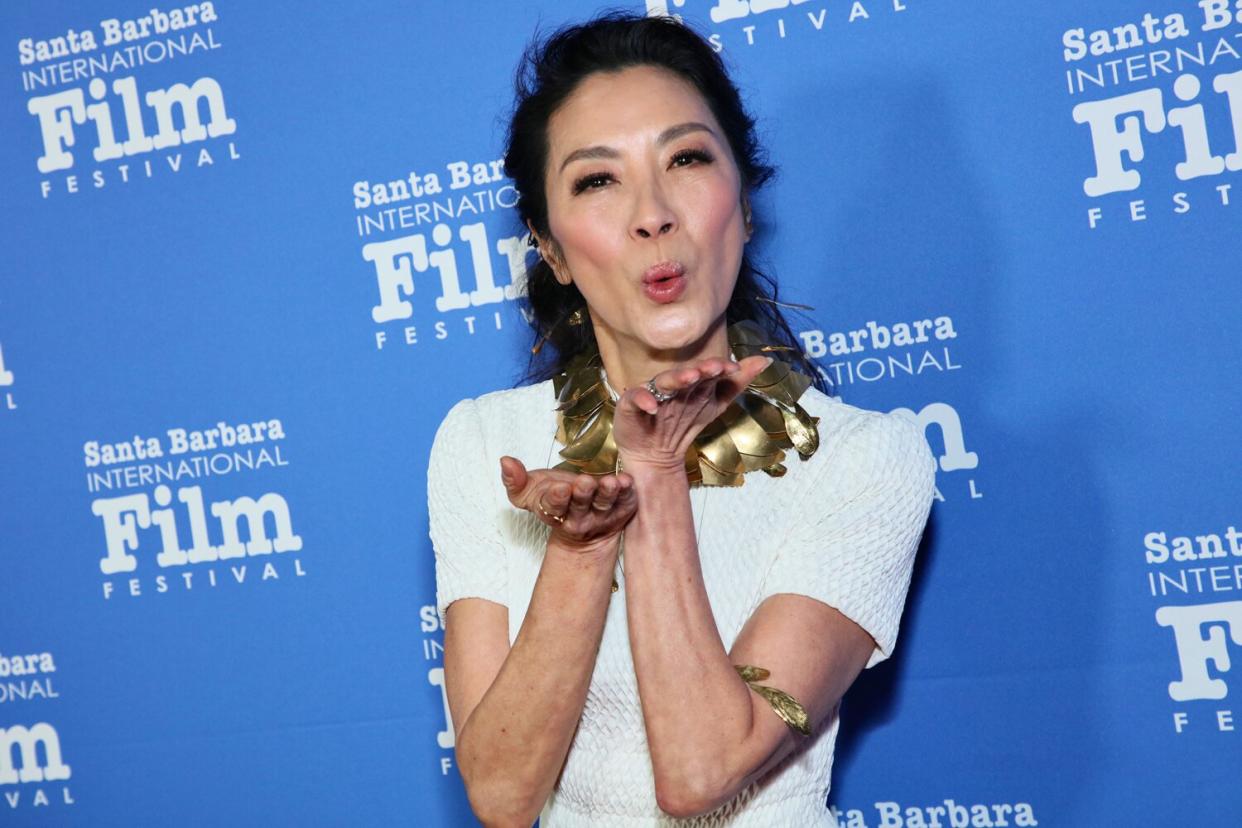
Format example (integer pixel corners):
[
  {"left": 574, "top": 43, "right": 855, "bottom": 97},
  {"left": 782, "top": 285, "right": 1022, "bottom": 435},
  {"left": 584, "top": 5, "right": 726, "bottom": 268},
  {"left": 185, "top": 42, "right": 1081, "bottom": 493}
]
[
  {"left": 457, "top": 537, "right": 617, "bottom": 826},
  {"left": 622, "top": 465, "right": 765, "bottom": 813}
]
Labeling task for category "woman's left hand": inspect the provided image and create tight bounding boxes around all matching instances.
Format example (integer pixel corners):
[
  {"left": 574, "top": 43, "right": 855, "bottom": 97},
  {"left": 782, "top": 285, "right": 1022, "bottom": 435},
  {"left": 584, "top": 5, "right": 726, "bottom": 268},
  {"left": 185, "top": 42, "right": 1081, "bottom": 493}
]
[{"left": 612, "top": 354, "right": 771, "bottom": 474}]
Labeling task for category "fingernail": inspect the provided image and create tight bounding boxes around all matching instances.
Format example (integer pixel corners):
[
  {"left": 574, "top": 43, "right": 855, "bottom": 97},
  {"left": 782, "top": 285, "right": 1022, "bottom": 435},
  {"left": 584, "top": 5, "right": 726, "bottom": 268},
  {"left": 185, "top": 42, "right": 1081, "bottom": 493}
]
[{"left": 763, "top": 356, "right": 775, "bottom": 368}]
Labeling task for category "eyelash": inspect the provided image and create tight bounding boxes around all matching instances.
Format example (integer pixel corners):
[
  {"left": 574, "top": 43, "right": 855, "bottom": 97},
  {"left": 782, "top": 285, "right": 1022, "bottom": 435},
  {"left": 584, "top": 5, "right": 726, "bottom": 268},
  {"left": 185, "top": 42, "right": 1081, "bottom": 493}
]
[{"left": 571, "top": 148, "right": 715, "bottom": 195}]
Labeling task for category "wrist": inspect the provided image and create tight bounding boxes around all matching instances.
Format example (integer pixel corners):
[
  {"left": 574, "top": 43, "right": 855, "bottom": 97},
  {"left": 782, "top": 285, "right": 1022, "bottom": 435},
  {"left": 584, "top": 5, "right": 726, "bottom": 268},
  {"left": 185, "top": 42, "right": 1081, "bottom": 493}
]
[
  {"left": 547, "top": 532, "right": 621, "bottom": 561},
  {"left": 618, "top": 451, "right": 687, "bottom": 480}
]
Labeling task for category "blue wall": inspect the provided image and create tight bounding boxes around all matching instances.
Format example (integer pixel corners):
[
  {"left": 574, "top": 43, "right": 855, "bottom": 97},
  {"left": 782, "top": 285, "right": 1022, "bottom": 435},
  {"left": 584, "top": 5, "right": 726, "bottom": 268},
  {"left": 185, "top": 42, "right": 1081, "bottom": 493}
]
[{"left": 2, "top": 0, "right": 1241, "bottom": 824}]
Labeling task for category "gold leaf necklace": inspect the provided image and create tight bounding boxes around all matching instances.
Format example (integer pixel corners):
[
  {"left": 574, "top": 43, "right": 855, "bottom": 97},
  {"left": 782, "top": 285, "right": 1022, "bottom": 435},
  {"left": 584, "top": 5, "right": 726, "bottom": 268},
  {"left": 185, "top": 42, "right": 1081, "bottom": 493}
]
[{"left": 551, "top": 320, "right": 821, "bottom": 487}]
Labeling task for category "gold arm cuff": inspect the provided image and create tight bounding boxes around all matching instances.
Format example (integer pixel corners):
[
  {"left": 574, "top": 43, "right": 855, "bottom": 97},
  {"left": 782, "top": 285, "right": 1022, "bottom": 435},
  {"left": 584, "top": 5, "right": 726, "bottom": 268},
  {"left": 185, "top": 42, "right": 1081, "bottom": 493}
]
[{"left": 733, "top": 664, "right": 812, "bottom": 737}]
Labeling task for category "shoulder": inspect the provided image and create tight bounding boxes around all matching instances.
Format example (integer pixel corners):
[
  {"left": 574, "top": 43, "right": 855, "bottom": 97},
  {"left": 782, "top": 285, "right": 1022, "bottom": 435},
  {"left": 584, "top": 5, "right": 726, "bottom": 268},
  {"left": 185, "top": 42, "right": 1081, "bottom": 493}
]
[
  {"left": 429, "top": 380, "right": 557, "bottom": 477},
  {"left": 432, "top": 380, "right": 555, "bottom": 445},
  {"left": 797, "top": 387, "right": 936, "bottom": 490},
  {"left": 472, "top": 379, "right": 556, "bottom": 421}
]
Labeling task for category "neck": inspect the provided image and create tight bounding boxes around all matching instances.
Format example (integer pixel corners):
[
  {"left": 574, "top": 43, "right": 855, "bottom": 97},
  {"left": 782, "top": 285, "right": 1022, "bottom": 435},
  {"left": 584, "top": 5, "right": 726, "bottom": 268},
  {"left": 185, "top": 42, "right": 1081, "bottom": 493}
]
[{"left": 593, "top": 319, "right": 731, "bottom": 393}]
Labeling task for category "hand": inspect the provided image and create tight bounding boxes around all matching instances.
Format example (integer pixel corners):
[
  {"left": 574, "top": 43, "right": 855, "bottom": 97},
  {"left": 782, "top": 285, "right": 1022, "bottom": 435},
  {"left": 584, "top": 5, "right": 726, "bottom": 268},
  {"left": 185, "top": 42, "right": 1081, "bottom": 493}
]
[
  {"left": 499, "top": 456, "right": 636, "bottom": 552},
  {"left": 612, "top": 355, "right": 772, "bottom": 473}
]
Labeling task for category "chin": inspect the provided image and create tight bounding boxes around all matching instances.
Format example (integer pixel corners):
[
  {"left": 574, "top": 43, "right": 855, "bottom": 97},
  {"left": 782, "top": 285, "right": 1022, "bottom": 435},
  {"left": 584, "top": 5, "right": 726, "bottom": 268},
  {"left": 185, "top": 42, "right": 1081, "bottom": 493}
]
[{"left": 639, "top": 312, "right": 717, "bottom": 353}]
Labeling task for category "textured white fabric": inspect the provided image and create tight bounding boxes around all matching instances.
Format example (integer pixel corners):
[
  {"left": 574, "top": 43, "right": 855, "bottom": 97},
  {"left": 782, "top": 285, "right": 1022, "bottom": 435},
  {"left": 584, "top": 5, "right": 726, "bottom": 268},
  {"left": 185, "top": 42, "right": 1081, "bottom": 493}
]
[{"left": 428, "top": 381, "right": 936, "bottom": 827}]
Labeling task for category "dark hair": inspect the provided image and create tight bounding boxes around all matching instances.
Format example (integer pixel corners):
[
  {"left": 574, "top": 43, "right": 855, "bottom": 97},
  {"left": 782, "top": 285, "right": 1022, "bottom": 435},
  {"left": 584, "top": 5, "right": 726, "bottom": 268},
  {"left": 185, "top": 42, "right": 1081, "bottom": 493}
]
[{"left": 503, "top": 11, "right": 830, "bottom": 394}]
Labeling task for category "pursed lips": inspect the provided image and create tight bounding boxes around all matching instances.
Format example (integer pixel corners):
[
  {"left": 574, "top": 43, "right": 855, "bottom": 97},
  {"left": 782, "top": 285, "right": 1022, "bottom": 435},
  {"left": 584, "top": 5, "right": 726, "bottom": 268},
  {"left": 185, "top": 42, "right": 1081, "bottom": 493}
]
[
  {"left": 641, "top": 261, "right": 688, "bottom": 303},
  {"left": 642, "top": 260, "right": 685, "bottom": 284}
]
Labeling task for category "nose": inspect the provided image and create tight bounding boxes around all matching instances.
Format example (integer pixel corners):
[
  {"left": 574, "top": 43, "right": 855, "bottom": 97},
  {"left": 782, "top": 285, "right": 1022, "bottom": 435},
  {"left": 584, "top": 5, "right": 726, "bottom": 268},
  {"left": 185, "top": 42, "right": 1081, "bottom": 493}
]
[{"left": 631, "top": 179, "right": 677, "bottom": 240}]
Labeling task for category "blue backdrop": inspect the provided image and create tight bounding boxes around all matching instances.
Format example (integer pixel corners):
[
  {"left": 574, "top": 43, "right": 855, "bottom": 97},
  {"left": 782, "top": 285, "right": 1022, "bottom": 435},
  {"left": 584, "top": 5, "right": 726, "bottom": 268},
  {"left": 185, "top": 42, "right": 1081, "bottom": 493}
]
[{"left": 2, "top": 0, "right": 1241, "bottom": 825}]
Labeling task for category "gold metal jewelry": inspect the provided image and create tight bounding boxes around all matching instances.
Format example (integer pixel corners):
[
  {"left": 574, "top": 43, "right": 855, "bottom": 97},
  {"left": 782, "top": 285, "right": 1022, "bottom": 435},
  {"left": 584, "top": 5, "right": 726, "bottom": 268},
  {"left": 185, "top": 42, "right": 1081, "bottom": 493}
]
[
  {"left": 537, "top": 506, "right": 565, "bottom": 524},
  {"left": 734, "top": 664, "right": 811, "bottom": 736},
  {"left": 754, "top": 295, "right": 815, "bottom": 312},
  {"left": 531, "top": 306, "right": 586, "bottom": 355},
  {"left": 551, "top": 320, "right": 820, "bottom": 487}
]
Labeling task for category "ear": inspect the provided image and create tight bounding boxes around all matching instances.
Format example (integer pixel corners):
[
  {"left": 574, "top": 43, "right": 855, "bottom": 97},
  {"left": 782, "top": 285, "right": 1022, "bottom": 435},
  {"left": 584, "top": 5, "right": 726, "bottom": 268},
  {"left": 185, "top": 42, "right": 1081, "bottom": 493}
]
[
  {"left": 528, "top": 221, "right": 572, "bottom": 285},
  {"left": 741, "top": 194, "right": 753, "bottom": 240}
]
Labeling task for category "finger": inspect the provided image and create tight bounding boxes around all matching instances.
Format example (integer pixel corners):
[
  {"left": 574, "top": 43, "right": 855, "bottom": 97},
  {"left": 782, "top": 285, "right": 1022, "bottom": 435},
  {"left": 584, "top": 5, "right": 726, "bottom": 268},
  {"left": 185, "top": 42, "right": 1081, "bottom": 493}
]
[
  {"left": 536, "top": 481, "right": 572, "bottom": 524},
  {"left": 622, "top": 383, "right": 662, "bottom": 416},
  {"left": 590, "top": 475, "right": 619, "bottom": 512},
  {"left": 545, "top": 481, "right": 572, "bottom": 509},
  {"left": 667, "top": 365, "right": 703, "bottom": 391},
  {"left": 694, "top": 357, "right": 731, "bottom": 379},
  {"left": 499, "top": 456, "right": 528, "bottom": 502},
  {"left": 717, "top": 355, "right": 772, "bottom": 397},
  {"left": 632, "top": 365, "right": 700, "bottom": 414},
  {"left": 700, "top": 355, "right": 765, "bottom": 409},
  {"left": 568, "top": 474, "right": 598, "bottom": 512},
  {"left": 612, "top": 473, "right": 638, "bottom": 515}
]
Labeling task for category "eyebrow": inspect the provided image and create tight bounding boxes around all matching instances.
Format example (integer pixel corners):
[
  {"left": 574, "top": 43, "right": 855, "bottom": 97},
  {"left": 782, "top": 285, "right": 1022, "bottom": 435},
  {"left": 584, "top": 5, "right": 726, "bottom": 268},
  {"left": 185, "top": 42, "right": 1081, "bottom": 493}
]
[{"left": 557, "top": 121, "right": 717, "bottom": 174}]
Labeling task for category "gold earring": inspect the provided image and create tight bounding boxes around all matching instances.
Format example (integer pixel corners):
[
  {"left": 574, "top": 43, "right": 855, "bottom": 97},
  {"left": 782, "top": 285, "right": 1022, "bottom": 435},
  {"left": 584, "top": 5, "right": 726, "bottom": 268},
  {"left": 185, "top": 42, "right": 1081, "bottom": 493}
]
[
  {"left": 755, "top": 295, "right": 814, "bottom": 311},
  {"left": 530, "top": 306, "right": 585, "bottom": 355}
]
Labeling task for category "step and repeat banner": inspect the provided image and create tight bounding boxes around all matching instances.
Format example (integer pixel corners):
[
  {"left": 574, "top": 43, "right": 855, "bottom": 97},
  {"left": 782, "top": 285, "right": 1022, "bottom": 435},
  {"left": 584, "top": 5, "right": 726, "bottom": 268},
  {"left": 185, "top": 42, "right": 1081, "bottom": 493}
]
[{"left": 2, "top": 0, "right": 1241, "bottom": 825}]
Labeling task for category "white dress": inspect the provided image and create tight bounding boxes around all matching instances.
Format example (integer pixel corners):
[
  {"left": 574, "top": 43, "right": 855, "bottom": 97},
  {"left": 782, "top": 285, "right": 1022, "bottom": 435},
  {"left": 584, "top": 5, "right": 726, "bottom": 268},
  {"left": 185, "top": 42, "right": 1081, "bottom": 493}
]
[{"left": 429, "top": 380, "right": 936, "bottom": 827}]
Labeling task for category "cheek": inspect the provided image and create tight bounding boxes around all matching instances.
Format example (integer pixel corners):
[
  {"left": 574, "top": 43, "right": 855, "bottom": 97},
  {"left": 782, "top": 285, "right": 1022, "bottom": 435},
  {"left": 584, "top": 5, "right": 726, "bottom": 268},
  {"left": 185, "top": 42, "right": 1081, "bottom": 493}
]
[
  {"left": 682, "top": 171, "right": 744, "bottom": 246},
  {"left": 549, "top": 204, "right": 624, "bottom": 277},
  {"left": 687, "top": 182, "right": 745, "bottom": 296}
]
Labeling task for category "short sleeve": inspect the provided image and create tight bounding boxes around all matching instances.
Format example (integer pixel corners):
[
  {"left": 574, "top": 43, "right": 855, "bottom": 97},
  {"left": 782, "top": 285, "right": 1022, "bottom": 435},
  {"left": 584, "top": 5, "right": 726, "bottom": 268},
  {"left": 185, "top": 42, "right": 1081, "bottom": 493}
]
[
  {"left": 427, "top": 398, "right": 508, "bottom": 621},
  {"left": 761, "top": 411, "right": 936, "bottom": 668}
]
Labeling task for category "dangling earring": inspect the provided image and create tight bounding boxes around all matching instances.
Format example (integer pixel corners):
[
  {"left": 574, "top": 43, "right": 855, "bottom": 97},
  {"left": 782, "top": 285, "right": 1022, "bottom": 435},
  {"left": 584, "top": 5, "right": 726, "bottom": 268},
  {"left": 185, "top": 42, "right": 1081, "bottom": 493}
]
[
  {"left": 754, "top": 295, "right": 814, "bottom": 311},
  {"left": 531, "top": 305, "right": 586, "bottom": 355}
]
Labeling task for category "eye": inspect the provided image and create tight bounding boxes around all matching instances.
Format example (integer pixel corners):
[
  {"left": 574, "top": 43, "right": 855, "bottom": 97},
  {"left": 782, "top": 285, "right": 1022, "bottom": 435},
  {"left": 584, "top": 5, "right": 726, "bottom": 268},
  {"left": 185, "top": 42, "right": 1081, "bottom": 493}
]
[
  {"left": 670, "top": 147, "right": 714, "bottom": 168},
  {"left": 572, "top": 171, "right": 614, "bottom": 195}
]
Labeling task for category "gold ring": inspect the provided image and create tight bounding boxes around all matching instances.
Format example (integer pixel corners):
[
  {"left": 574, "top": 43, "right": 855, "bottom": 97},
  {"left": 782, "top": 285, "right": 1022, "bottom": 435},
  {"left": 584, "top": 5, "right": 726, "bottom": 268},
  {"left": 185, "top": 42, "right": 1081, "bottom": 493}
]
[{"left": 538, "top": 505, "right": 565, "bottom": 524}]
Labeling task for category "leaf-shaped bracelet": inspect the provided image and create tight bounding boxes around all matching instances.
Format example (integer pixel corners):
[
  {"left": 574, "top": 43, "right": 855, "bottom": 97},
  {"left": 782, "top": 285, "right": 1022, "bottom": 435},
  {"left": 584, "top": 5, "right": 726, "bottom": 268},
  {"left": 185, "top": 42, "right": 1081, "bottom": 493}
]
[{"left": 734, "top": 664, "right": 811, "bottom": 737}]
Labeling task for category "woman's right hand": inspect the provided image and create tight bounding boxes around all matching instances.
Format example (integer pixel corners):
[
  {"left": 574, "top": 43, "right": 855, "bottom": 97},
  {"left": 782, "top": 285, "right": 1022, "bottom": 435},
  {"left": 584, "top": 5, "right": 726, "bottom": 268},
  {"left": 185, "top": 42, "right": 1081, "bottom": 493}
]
[{"left": 499, "top": 456, "right": 636, "bottom": 551}]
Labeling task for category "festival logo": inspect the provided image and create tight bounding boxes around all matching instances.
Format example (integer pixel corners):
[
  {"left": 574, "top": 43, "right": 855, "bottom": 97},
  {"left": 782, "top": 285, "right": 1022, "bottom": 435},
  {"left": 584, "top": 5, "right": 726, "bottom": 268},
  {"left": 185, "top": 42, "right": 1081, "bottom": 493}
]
[
  {"left": 829, "top": 798, "right": 1039, "bottom": 828},
  {"left": 419, "top": 605, "right": 457, "bottom": 776},
  {"left": 891, "top": 401, "right": 983, "bottom": 505},
  {"left": 0, "top": 649, "right": 74, "bottom": 812},
  {"left": 1145, "top": 522, "right": 1242, "bottom": 735},
  {"left": 0, "top": 651, "right": 59, "bottom": 707},
  {"left": 352, "top": 159, "right": 532, "bottom": 352},
  {"left": 84, "top": 415, "right": 307, "bottom": 601},
  {"left": 799, "top": 315, "right": 960, "bottom": 389},
  {"left": 0, "top": 342, "right": 14, "bottom": 412},
  {"left": 646, "top": 0, "right": 915, "bottom": 51},
  {"left": 798, "top": 315, "right": 980, "bottom": 504},
  {"left": 16, "top": 3, "right": 240, "bottom": 199},
  {"left": 1064, "top": 4, "right": 1242, "bottom": 229},
  {"left": 0, "top": 722, "right": 75, "bottom": 811}
]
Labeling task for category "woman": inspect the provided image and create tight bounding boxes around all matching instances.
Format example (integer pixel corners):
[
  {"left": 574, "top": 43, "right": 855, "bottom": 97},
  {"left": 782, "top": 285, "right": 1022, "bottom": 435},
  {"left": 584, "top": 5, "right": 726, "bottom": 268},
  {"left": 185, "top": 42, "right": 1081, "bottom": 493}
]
[{"left": 428, "top": 12, "right": 935, "bottom": 827}]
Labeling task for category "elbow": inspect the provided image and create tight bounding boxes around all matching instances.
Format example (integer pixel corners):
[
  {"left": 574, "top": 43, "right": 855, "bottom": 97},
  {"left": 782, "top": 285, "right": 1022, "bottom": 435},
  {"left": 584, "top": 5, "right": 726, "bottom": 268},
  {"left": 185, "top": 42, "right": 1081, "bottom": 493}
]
[
  {"left": 464, "top": 783, "right": 543, "bottom": 828},
  {"left": 653, "top": 769, "right": 736, "bottom": 819},
  {"left": 459, "top": 758, "right": 544, "bottom": 828}
]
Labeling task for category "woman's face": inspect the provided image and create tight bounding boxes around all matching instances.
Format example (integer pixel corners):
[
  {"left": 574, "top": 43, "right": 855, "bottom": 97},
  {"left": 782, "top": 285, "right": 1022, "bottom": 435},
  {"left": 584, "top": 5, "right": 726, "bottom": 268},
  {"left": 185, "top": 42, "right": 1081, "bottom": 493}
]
[{"left": 540, "top": 65, "right": 748, "bottom": 358}]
